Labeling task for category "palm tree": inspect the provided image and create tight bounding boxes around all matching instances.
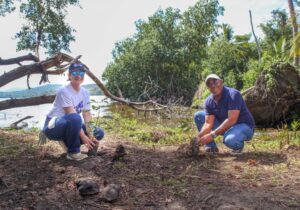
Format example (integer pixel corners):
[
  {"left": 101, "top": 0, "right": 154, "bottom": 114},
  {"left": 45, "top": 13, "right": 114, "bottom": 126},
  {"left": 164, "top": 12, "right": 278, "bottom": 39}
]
[
  {"left": 221, "top": 23, "right": 234, "bottom": 41},
  {"left": 288, "top": 0, "right": 299, "bottom": 66}
]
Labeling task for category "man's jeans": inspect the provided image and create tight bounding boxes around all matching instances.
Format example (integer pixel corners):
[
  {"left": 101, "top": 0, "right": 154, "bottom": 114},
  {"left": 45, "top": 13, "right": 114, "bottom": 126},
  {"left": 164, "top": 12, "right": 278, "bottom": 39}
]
[
  {"left": 43, "top": 113, "right": 104, "bottom": 154},
  {"left": 194, "top": 111, "right": 254, "bottom": 150}
]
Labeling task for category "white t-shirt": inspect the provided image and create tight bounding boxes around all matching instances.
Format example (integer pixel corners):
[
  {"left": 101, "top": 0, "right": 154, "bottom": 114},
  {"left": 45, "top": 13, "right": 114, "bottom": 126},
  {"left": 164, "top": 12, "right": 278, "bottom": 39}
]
[{"left": 47, "top": 84, "right": 91, "bottom": 118}]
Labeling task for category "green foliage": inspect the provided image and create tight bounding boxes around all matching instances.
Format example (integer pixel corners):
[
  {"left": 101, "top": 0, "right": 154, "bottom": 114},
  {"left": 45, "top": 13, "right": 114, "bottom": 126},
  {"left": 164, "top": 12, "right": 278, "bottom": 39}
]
[
  {"left": 290, "top": 32, "right": 300, "bottom": 59},
  {"left": 191, "top": 82, "right": 207, "bottom": 108},
  {"left": 203, "top": 35, "right": 257, "bottom": 90},
  {"left": 1, "top": 0, "right": 80, "bottom": 56},
  {"left": 103, "top": 0, "right": 223, "bottom": 104},
  {"left": 259, "top": 9, "right": 292, "bottom": 56},
  {"left": 220, "top": 23, "right": 234, "bottom": 41},
  {"left": 242, "top": 59, "right": 262, "bottom": 90},
  {"left": 260, "top": 62, "right": 296, "bottom": 91},
  {"left": 0, "top": 0, "right": 15, "bottom": 16},
  {"left": 278, "top": 120, "right": 300, "bottom": 147},
  {"left": 260, "top": 35, "right": 290, "bottom": 64}
]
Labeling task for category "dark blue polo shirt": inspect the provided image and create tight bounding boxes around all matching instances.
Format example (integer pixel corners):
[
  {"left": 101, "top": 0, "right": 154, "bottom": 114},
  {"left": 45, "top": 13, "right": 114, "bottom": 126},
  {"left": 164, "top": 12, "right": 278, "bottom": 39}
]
[{"left": 204, "top": 86, "right": 255, "bottom": 128}]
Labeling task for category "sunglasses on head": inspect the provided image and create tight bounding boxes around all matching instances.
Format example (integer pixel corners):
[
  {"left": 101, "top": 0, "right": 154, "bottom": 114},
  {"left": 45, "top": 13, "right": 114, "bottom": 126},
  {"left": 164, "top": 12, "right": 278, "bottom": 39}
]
[
  {"left": 206, "top": 79, "right": 220, "bottom": 88},
  {"left": 70, "top": 71, "right": 85, "bottom": 77}
]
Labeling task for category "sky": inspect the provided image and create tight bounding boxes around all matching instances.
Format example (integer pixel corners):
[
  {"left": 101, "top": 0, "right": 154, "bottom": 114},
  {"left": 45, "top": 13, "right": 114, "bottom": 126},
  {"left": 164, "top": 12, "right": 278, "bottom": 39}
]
[{"left": 0, "top": 0, "right": 286, "bottom": 90}]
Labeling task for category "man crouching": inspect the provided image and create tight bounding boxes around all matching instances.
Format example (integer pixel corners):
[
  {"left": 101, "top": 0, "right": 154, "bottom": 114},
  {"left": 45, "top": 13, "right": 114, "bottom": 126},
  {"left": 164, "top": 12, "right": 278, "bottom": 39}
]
[{"left": 194, "top": 74, "right": 255, "bottom": 155}]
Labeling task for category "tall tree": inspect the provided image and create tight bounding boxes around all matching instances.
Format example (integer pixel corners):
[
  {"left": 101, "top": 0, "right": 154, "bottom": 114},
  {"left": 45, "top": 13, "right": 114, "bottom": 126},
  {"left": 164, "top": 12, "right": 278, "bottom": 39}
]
[
  {"left": 103, "top": 0, "right": 223, "bottom": 104},
  {"left": 221, "top": 23, "right": 234, "bottom": 41},
  {"left": 0, "top": 0, "right": 80, "bottom": 58},
  {"left": 288, "top": 0, "right": 299, "bottom": 66}
]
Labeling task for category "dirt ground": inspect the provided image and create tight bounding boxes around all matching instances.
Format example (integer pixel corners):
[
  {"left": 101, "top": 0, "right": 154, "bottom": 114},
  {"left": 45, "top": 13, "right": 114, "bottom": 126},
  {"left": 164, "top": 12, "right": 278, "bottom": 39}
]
[{"left": 0, "top": 129, "right": 300, "bottom": 210}]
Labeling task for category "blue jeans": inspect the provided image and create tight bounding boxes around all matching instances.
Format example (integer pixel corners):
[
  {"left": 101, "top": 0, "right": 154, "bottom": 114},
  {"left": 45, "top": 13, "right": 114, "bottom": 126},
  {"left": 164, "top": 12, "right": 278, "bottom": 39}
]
[
  {"left": 194, "top": 111, "right": 254, "bottom": 150},
  {"left": 43, "top": 113, "right": 104, "bottom": 154}
]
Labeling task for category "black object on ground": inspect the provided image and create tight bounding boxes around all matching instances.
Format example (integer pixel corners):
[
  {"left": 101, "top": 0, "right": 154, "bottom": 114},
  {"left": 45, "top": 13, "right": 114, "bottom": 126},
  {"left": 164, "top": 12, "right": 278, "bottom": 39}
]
[{"left": 76, "top": 178, "right": 99, "bottom": 196}]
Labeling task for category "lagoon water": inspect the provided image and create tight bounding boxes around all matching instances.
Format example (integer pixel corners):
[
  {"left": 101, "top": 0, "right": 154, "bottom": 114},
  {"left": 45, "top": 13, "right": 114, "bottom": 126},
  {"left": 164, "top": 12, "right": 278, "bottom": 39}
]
[{"left": 0, "top": 95, "right": 110, "bottom": 128}]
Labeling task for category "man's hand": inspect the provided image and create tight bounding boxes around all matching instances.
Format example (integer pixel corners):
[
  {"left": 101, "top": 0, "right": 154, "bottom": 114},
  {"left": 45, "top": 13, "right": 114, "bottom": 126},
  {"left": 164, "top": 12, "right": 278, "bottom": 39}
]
[
  {"left": 81, "top": 135, "right": 95, "bottom": 150},
  {"left": 197, "top": 115, "right": 215, "bottom": 142},
  {"left": 197, "top": 131, "right": 204, "bottom": 140},
  {"left": 198, "top": 133, "right": 213, "bottom": 146}
]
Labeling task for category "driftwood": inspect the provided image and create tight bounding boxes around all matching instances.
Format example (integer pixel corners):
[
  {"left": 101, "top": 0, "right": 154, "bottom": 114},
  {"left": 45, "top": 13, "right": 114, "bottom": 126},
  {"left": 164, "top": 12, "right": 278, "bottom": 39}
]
[
  {"left": 0, "top": 95, "right": 55, "bottom": 111},
  {"left": 10, "top": 115, "right": 33, "bottom": 129},
  {"left": 0, "top": 53, "right": 167, "bottom": 111},
  {"left": 244, "top": 62, "right": 300, "bottom": 127}
]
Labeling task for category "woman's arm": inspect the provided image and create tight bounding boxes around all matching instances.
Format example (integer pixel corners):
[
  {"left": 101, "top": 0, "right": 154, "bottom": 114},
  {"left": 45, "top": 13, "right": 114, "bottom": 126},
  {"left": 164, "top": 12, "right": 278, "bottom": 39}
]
[
  {"left": 63, "top": 107, "right": 95, "bottom": 149},
  {"left": 82, "top": 110, "right": 93, "bottom": 135}
]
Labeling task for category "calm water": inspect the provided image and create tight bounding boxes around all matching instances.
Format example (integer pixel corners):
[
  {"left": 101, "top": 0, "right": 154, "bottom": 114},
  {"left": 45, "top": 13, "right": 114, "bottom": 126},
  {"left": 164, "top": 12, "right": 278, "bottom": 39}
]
[{"left": 0, "top": 95, "right": 110, "bottom": 128}]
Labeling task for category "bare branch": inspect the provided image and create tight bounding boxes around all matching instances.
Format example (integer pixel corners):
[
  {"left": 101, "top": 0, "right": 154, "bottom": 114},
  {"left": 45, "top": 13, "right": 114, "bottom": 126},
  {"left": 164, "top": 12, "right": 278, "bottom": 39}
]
[
  {"left": 83, "top": 65, "right": 168, "bottom": 111},
  {"left": 0, "top": 53, "right": 73, "bottom": 88},
  {"left": 0, "top": 53, "right": 39, "bottom": 65}
]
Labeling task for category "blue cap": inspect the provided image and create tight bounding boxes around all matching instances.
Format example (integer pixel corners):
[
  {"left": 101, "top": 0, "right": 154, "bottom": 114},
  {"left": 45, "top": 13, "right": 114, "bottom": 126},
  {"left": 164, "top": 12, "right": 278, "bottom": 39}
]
[{"left": 69, "top": 63, "right": 85, "bottom": 72}]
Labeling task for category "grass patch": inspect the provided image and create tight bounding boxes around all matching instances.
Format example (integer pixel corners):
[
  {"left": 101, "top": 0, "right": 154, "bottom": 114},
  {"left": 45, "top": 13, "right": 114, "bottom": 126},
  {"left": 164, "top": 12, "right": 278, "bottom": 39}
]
[
  {"left": 0, "top": 129, "right": 58, "bottom": 158},
  {"left": 95, "top": 113, "right": 194, "bottom": 146},
  {"left": 0, "top": 137, "right": 21, "bottom": 157},
  {"left": 249, "top": 128, "right": 300, "bottom": 151},
  {"left": 95, "top": 112, "right": 300, "bottom": 150},
  {"left": 0, "top": 130, "right": 29, "bottom": 157}
]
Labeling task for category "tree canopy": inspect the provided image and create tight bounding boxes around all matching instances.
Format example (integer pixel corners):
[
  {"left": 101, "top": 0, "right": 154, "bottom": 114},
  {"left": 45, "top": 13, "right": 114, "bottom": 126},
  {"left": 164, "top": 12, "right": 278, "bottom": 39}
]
[
  {"left": 1, "top": 0, "right": 80, "bottom": 57},
  {"left": 103, "top": 0, "right": 224, "bottom": 104}
]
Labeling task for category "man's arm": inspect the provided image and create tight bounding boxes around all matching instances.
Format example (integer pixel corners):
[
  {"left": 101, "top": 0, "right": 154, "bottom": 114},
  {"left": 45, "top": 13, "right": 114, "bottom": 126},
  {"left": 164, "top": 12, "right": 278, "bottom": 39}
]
[
  {"left": 213, "top": 90, "right": 243, "bottom": 136},
  {"left": 198, "top": 110, "right": 240, "bottom": 146},
  {"left": 198, "top": 115, "right": 215, "bottom": 139},
  {"left": 213, "top": 110, "right": 240, "bottom": 136}
]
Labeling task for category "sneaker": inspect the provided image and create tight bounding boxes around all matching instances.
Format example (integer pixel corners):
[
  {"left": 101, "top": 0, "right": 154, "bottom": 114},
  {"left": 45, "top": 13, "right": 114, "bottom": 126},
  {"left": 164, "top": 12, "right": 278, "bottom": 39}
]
[
  {"left": 204, "top": 147, "right": 219, "bottom": 153},
  {"left": 231, "top": 148, "right": 243, "bottom": 155},
  {"left": 58, "top": 141, "right": 67, "bottom": 153},
  {"left": 67, "top": 153, "right": 88, "bottom": 161}
]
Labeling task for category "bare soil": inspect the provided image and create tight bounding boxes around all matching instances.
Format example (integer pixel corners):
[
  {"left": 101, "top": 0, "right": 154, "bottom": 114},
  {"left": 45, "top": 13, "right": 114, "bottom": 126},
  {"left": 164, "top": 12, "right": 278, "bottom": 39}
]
[{"left": 0, "top": 129, "right": 300, "bottom": 210}]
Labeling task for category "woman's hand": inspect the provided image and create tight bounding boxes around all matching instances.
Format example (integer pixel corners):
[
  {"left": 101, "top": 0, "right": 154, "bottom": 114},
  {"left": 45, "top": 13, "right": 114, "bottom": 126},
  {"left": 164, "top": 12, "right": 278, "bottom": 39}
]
[{"left": 82, "top": 135, "right": 95, "bottom": 150}]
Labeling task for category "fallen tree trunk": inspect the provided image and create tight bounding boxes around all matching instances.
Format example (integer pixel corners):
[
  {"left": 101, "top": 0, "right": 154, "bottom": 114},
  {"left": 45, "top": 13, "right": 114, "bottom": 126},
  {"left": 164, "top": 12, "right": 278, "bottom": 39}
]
[
  {"left": 0, "top": 95, "right": 55, "bottom": 111},
  {"left": 244, "top": 62, "right": 300, "bottom": 127},
  {"left": 0, "top": 53, "right": 167, "bottom": 112}
]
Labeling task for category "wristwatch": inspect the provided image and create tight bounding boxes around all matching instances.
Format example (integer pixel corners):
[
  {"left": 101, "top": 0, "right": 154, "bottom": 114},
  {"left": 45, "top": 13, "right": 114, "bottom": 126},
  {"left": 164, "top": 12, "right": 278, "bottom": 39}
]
[{"left": 210, "top": 130, "right": 217, "bottom": 139}]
